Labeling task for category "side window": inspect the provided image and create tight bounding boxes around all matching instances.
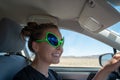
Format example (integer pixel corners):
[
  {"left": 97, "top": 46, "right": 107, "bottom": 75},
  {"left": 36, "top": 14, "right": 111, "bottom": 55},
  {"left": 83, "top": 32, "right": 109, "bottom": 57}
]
[{"left": 26, "top": 29, "right": 113, "bottom": 67}]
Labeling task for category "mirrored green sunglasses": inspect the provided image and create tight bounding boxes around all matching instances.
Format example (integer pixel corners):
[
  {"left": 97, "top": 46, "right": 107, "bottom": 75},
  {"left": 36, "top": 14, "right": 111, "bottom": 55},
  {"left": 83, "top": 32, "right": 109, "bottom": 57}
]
[{"left": 36, "top": 32, "right": 64, "bottom": 48}]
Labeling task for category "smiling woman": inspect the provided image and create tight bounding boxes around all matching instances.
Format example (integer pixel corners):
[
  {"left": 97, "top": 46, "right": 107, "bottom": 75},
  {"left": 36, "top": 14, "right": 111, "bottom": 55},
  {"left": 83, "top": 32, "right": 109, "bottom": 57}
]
[{"left": 13, "top": 22, "right": 63, "bottom": 80}]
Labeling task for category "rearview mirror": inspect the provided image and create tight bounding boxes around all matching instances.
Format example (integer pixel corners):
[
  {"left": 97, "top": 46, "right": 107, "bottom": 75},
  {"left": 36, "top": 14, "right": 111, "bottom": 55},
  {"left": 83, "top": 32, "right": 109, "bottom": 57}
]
[{"left": 99, "top": 53, "right": 113, "bottom": 67}]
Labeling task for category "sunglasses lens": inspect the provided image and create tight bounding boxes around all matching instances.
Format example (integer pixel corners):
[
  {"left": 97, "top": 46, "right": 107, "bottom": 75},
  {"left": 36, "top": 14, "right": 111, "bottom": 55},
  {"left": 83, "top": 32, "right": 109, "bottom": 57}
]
[{"left": 47, "top": 33, "right": 58, "bottom": 46}]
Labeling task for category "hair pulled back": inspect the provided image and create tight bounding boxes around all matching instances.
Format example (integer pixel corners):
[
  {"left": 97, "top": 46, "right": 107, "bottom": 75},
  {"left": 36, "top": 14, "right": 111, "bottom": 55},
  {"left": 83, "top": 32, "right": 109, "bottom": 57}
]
[{"left": 21, "top": 22, "right": 58, "bottom": 52}]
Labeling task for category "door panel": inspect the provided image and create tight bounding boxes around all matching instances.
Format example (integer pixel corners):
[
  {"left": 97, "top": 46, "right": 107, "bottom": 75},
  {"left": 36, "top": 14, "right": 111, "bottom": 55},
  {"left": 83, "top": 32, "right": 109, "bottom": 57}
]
[{"left": 51, "top": 67, "right": 99, "bottom": 80}]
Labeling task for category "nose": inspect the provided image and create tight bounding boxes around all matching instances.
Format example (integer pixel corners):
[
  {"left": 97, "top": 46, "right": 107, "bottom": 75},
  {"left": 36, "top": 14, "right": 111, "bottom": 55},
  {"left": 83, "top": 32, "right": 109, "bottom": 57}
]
[{"left": 56, "top": 46, "right": 63, "bottom": 53}]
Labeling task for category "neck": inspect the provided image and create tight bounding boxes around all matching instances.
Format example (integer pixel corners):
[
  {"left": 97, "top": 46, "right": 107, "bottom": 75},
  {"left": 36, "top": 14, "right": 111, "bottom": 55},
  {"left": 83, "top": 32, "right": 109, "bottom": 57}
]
[{"left": 31, "top": 57, "right": 50, "bottom": 77}]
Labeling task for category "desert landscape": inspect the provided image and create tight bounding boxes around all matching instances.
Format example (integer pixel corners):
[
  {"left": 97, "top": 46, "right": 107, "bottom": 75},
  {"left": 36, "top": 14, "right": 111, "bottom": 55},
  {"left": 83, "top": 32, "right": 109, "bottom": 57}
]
[
  {"left": 30, "top": 54, "right": 101, "bottom": 67},
  {"left": 51, "top": 56, "right": 101, "bottom": 67}
]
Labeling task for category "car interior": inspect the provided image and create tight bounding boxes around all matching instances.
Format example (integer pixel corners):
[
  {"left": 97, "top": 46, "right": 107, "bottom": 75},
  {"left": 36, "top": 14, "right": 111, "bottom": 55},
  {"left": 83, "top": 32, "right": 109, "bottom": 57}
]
[
  {"left": 0, "top": 0, "right": 120, "bottom": 80},
  {"left": 0, "top": 18, "right": 28, "bottom": 80}
]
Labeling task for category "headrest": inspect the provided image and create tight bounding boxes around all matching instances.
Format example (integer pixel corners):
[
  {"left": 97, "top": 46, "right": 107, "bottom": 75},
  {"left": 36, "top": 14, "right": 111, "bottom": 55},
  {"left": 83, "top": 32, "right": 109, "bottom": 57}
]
[{"left": 0, "top": 18, "right": 25, "bottom": 52}]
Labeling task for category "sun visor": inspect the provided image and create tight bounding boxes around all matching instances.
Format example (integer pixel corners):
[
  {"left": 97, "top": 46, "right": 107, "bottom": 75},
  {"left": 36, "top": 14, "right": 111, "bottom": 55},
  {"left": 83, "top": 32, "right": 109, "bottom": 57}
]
[{"left": 79, "top": 0, "right": 120, "bottom": 33}]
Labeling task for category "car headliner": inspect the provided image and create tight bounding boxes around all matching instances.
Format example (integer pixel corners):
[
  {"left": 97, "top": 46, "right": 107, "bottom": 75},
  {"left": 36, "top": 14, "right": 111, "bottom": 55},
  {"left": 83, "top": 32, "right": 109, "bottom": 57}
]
[{"left": 0, "top": 0, "right": 120, "bottom": 50}]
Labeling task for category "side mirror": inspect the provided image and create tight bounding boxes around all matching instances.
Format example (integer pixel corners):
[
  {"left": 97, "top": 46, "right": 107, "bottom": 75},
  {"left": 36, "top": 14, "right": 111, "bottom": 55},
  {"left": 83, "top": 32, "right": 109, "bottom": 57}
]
[
  {"left": 99, "top": 53, "right": 113, "bottom": 67},
  {"left": 99, "top": 53, "right": 120, "bottom": 79}
]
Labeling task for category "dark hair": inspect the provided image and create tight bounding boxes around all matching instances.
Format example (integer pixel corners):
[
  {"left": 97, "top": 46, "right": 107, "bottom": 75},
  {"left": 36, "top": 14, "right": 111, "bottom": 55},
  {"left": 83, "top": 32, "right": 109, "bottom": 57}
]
[{"left": 21, "top": 22, "right": 59, "bottom": 52}]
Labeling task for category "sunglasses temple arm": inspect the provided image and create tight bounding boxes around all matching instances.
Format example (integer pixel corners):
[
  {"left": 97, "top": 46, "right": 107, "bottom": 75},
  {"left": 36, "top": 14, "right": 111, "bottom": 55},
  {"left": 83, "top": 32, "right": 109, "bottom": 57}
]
[{"left": 36, "top": 39, "right": 47, "bottom": 43}]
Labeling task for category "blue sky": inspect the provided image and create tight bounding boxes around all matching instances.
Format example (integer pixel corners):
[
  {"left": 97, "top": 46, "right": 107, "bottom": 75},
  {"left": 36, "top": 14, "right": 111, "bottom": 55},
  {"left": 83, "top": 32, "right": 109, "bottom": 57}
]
[
  {"left": 60, "top": 24, "right": 120, "bottom": 57},
  {"left": 60, "top": 29, "right": 113, "bottom": 57}
]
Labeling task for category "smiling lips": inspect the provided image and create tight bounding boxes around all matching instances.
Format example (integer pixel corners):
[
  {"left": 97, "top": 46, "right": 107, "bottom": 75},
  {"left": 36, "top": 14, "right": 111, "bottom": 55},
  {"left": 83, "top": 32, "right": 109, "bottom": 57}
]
[{"left": 52, "top": 53, "right": 61, "bottom": 58}]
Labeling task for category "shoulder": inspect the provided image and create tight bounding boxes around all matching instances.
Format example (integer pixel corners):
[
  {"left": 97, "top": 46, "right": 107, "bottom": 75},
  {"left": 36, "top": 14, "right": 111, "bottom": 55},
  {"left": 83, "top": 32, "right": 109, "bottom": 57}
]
[{"left": 13, "top": 65, "right": 32, "bottom": 80}]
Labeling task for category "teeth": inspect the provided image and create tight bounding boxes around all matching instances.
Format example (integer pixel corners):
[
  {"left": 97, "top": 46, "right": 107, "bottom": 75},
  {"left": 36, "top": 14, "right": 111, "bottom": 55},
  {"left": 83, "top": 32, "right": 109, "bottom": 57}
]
[{"left": 53, "top": 53, "right": 60, "bottom": 57}]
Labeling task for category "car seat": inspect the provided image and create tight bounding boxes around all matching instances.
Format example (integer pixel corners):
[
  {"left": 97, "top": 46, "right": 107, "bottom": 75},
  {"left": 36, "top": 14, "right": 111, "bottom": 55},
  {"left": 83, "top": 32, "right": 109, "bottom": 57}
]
[{"left": 0, "top": 18, "right": 28, "bottom": 80}]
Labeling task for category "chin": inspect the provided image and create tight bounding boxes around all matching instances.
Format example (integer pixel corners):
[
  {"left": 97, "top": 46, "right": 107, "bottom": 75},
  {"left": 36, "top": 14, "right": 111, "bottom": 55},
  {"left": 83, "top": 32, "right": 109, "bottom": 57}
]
[{"left": 52, "top": 60, "right": 60, "bottom": 64}]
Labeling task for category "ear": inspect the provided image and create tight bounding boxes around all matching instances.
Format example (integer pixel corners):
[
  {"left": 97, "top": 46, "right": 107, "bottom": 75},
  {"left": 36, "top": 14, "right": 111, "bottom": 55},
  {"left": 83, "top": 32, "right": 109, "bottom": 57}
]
[{"left": 32, "top": 41, "right": 39, "bottom": 52}]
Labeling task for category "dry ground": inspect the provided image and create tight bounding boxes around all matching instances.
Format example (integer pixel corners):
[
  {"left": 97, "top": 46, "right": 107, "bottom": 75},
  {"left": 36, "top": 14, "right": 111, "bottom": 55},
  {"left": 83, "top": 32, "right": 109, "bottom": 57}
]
[{"left": 51, "top": 57, "right": 101, "bottom": 67}]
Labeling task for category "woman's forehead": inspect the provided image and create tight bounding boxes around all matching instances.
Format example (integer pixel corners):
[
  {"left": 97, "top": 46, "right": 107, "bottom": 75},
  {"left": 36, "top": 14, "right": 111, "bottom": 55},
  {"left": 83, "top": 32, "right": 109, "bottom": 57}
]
[{"left": 43, "top": 29, "right": 62, "bottom": 38}]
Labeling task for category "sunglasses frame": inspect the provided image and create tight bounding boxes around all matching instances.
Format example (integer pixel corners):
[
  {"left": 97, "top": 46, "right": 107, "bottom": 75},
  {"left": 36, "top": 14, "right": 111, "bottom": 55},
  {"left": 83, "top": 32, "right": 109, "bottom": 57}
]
[{"left": 36, "top": 32, "right": 64, "bottom": 48}]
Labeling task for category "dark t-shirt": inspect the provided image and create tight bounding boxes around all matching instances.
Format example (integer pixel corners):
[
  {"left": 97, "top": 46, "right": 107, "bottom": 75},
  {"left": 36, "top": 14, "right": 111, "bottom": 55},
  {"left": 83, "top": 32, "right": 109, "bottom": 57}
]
[{"left": 13, "top": 65, "right": 62, "bottom": 80}]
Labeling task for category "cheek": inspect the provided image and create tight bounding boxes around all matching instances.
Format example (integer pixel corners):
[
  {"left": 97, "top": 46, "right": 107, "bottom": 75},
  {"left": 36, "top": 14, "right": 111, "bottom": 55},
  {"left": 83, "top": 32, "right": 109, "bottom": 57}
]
[
  {"left": 46, "top": 47, "right": 55, "bottom": 54},
  {"left": 39, "top": 43, "right": 55, "bottom": 53}
]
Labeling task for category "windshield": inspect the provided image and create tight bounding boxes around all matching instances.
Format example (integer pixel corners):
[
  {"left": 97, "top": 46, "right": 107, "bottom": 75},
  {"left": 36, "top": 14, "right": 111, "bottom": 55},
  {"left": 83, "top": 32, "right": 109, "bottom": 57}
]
[
  {"left": 108, "top": 22, "right": 120, "bottom": 36},
  {"left": 107, "top": 0, "right": 120, "bottom": 13},
  {"left": 107, "top": 0, "right": 120, "bottom": 36}
]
